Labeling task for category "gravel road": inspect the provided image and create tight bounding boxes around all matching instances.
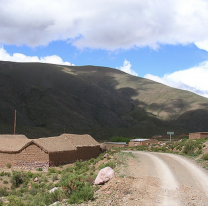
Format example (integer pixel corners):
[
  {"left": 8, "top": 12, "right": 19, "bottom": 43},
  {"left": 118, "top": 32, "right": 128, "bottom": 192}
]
[{"left": 126, "top": 151, "right": 208, "bottom": 206}]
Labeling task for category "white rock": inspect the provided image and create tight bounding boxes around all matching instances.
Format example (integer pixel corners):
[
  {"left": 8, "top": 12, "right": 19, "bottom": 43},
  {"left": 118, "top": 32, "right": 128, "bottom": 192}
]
[
  {"left": 94, "top": 167, "right": 115, "bottom": 185},
  {"left": 49, "top": 187, "right": 58, "bottom": 193}
]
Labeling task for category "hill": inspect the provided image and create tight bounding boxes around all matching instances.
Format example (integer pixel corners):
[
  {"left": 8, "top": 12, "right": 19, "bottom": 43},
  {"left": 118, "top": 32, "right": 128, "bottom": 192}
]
[{"left": 0, "top": 61, "right": 208, "bottom": 139}]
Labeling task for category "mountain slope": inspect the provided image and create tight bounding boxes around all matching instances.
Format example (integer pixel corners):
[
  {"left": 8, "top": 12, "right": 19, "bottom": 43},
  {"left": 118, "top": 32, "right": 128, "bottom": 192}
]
[{"left": 0, "top": 61, "right": 208, "bottom": 139}]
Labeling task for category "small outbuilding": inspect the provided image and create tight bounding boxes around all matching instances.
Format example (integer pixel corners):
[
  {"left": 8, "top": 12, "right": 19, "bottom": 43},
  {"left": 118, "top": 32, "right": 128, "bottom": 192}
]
[
  {"left": 129, "top": 139, "right": 158, "bottom": 147},
  {"left": 189, "top": 132, "right": 208, "bottom": 140},
  {"left": 0, "top": 133, "right": 101, "bottom": 168}
]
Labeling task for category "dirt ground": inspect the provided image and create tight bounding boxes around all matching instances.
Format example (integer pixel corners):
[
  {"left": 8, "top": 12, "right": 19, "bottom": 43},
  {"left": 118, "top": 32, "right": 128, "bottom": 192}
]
[{"left": 84, "top": 151, "right": 208, "bottom": 206}]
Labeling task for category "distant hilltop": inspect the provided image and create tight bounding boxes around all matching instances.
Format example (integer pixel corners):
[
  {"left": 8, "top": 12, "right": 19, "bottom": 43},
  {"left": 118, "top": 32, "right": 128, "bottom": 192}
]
[{"left": 0, "top": 61, "right": 208, "bottom": 139}]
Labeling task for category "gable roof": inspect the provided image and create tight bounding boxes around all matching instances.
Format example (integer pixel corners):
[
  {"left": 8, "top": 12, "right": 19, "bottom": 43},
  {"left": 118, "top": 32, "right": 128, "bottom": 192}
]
[
  {"left": 0, "top": 133, "right": 100, "bottom": 153},
  {"left": 0, "top": 138, "right": 32, "bottom": 153},
  {"left": 34, "top": 135, "right": 77, "bottom": 152},
  {"left": 60, "top": 133, "right": 100, "bottom": 147}
]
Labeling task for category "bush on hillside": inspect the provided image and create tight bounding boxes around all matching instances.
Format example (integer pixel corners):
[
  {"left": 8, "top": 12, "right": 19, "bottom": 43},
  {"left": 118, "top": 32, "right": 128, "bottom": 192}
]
[
  {"left": 10, "top": 171, "right": 28, "bottom": 188},
  {"left": 109, "top": 136, "right": 130, "bottom": 144},
  {"left": 202, "top": 153, "right": 208, "bottom": 160},
  {"left": 183, "top": 141, "right": 197, "bottom": 155}
]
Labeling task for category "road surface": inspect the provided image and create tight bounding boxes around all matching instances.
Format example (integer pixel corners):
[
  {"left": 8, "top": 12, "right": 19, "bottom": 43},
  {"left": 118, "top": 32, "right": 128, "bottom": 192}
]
[{"left": 124, "top": 151, "right": 208, "bottom": 206}]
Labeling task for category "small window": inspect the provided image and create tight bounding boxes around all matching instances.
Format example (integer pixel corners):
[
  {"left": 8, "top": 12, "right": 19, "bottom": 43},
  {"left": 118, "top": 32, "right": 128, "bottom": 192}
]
[{"left": 134, "top": 142, "right": 137, "bottom": 146}]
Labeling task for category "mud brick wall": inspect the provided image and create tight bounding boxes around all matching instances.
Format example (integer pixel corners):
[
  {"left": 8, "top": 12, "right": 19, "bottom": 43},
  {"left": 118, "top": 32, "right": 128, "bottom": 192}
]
[
  {"left": 189, "top": 133, "right": 208, "bottom": 139},
  {"left": 0, "top": 143, "right": 49, "bottom": 167},
  {"left": 49, "top": 150, "right": 78, "bottom": 166},
  {"left": 76, "top": 146, "right": 101, "bottom": 160},
  {"left": 49, "top": 146, "right": 101, "bottom": 166},
  {"left": 189, "top": 133, "right": 200, "bottom": 139}
]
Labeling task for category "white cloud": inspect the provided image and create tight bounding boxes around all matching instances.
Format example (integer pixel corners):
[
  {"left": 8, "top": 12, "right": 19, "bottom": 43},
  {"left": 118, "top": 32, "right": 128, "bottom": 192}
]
[
  {"left": 1, "top": 0, "right": 208, "bottom": 50},
  {"left": 144, "top": 61, "right": 208, "bottom": 98},
  {"left": 0, "top": 47, "right": 74, "bottom": 66},
  {"left": 117, "top": 59, "right": 138, "bottom": 76}
]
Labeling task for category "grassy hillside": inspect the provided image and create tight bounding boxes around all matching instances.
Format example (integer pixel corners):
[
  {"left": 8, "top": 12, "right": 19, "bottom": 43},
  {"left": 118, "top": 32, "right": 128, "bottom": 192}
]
[{"left": 0, "top": 61, "right": 208, "bottom": 139}]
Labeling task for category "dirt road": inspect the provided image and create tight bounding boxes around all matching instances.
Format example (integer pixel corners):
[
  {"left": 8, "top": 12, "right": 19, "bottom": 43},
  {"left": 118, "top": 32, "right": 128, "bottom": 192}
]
[
  {"left": 93, "top": 151, "right": 208, "bottom": 206},
  {"left": 123, "top": 151, "right": 208, "bottom": 206}
]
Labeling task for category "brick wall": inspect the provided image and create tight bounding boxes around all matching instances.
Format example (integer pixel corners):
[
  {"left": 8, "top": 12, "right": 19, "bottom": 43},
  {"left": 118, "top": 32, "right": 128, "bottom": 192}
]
[
  {"left": 0, "top": 144, "right": 101, "bottom": 168},
  {"left": 105, "top": 143, "right": 127, "bottom": 151},
  {"left": 49, "top": 146, "right": 101, "bottom": 166},
  {"left": 0, "top": 143, "right": 49, "bottom": 168},
  {"left": 76, "top": 146, "right": 101, "bottom": 160},
  {"left": 49, "top": 150, "right": 78, "bottom": 166},
  {"left": 189, "top": 133, "right": 208, "bottom": 139}
]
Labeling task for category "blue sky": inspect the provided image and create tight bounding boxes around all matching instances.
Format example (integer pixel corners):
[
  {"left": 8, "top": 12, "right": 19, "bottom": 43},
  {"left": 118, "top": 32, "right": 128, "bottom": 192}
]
[{"left": 1, "top": 0, "right": 208, "bottom": 98}]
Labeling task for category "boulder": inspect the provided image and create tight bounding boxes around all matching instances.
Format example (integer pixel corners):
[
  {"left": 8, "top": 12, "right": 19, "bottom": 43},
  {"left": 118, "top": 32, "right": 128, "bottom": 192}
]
[
  {"left": 94, "top": 167, "right": 115, "bottom": 185},
  {"left": 33, "top": 177, "right": 38, "bottom": 182},
  {"left": 103, "top": 153, "right": 109, "bottom": 158}
]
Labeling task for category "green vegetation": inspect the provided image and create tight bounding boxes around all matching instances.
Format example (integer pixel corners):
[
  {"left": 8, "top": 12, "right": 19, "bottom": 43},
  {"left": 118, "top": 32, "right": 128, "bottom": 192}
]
[
  {"left": 129, "top": 137, "right": 208, "bottom": 158},
  {"left": 1, "top": 61, "right": 208, "bottom": 140},
  {"left": 202, "top": 153, "right": 208, "bottom": 160},
  {"left": 0, "top": 152, "right": 118, "bottom": 205},
  {"left": 109, "top": 136, "right": 130, "bottom": 144}
]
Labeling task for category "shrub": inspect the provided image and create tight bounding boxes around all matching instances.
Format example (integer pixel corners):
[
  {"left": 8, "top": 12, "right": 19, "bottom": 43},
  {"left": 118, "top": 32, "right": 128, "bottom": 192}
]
[
  {"left": 68, "top": 183, "right": 94, "bottom": 204},
  {"left": 6, "top": 163, "right": 11, "bottom": 168},
  {"left": 10, "top": 171, "right": 28, "bottom": 188},
  {"left": 109, "top": 136, "right": 130, "bottom": 144},
  {"left": 0, "top": 187, "right": 8, "bottom": 197},
  {"left": 195, "top": 149, "right": 202, "bottom": 155},
  {"left": 52, "top": 174, "right": 58, "bottom": 182},
  {"left": 202, "top": 154, "right": 208, "bottom": 160},
  {"left": 183, "top": 141, "right": 197, "bottom": 155},
  {"left": 7, "top": 195, "right": 25, "bottom": 206},
  {"left": 48, "top": 168, "right": 57, "bottom": 174},
  {"left": 98, "top": 161, "right": 116, "bottom": 170}
]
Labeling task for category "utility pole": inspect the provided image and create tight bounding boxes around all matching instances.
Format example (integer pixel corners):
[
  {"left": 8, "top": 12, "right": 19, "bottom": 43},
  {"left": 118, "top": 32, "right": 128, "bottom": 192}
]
[{"left": 14, "top": 110, "right": 16, "bottom": 135}]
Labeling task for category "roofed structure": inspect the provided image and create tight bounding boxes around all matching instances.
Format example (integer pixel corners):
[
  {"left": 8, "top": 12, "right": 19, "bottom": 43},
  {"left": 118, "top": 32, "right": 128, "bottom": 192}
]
[
  {"left": 129, "top": 138, "right": 158, "bottom": 146},
  {"left": 0, "top": 133, "right": 101, "bottom": 168}
]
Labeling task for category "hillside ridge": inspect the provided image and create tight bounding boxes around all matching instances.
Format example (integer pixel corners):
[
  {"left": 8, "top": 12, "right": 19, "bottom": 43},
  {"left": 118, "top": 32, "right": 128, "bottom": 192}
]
[{"left": 0, "top": 61, "right": 208, "bottom": 139}]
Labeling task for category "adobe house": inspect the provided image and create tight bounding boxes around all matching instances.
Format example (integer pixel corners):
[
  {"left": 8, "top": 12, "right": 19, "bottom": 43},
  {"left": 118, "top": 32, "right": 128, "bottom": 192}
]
[
  {"left": 0, "top": 134, "right": 101, "bottom": 168},
  {"left": 189, "top": 132, "right": 208, "bottom": 140},
  {"left": 129, "top": 139, "right": 158, "bottom": 146},
  {"left": 104, "top": 142, "right": 128, "bottom": 151}
]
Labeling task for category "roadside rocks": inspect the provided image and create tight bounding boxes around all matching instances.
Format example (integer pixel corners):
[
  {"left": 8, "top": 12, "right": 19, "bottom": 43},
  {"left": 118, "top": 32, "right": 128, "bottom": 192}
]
[{"left": 94, "top": 167, "right": 115, "bottom": 185}]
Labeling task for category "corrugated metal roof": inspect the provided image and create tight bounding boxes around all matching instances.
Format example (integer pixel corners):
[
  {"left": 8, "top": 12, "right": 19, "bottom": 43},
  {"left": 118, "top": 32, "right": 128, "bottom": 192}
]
[
  {"left": 104, "top": 142, "right": 127, "bottom": 145},
  {"left": 130, "top": 139, "right": 150, "bottom": 142}
]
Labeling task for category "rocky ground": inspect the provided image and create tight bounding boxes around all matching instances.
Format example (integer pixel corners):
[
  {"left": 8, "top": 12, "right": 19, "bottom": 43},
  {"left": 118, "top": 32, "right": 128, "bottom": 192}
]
[{"left": 75, "top": 151, "right": 208, "bottom": 206}]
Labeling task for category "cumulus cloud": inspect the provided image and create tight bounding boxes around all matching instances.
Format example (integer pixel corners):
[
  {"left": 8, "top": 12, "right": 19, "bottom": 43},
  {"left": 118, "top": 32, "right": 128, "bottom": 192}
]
[
  {"left": 117, "top": 59, "right": 138, "bottom": 76},
  {"left": 144, "top": 62, "right": 208, "bottom": 98},
  {"left": 0, "top": 47, "right": 74, "bottom": 65},
  {"left": 1, "top": 0, "right": 208, "bottom": 50}
]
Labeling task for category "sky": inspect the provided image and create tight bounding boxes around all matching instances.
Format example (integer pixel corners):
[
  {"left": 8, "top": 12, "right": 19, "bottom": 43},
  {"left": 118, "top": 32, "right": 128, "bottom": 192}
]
[{"left": 1, "top": 0, "right": 208, "bottom": 98}]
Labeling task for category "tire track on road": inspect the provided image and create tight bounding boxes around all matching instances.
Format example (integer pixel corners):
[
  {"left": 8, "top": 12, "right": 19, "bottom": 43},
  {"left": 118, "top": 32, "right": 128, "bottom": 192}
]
[{"left": 131, "top": 151, "right": 181, "bottom": 205}]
